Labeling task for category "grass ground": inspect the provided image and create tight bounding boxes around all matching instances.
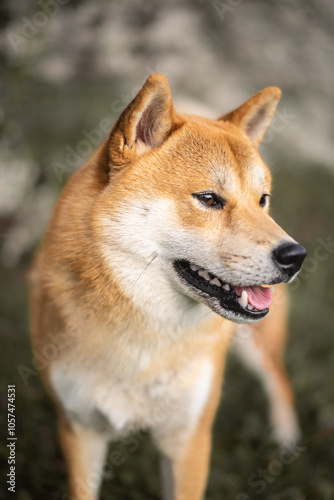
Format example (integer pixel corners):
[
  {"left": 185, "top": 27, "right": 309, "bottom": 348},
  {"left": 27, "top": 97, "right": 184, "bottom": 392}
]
[{"left": 1, "top": 161, "right": 334, "bottom": 500}]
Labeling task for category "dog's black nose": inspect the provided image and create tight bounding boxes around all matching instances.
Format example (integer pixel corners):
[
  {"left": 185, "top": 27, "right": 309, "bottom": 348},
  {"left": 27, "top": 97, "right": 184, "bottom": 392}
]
[{"left": 273, "top": 242, "right": 307, "bottom": 275}]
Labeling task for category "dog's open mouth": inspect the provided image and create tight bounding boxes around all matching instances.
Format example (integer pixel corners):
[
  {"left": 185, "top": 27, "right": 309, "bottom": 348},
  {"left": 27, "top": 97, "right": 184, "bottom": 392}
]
[{"left": 174, "top": 260, "right": 273, "bottom": 321}]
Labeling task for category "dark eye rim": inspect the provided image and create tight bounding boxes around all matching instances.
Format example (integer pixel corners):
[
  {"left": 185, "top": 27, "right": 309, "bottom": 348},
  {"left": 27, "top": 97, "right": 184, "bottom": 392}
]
[
  {"left": 192, "top": 191, "right": 225, "bottom": 209},
  {"left": 260, "top": 193, "right": 271, "bottom": 207}
]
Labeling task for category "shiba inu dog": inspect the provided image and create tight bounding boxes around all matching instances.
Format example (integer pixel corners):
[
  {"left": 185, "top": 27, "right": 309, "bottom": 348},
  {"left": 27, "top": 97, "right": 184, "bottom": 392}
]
[{"left": 29, "top": 74, "right": 306, "bottom": 500}]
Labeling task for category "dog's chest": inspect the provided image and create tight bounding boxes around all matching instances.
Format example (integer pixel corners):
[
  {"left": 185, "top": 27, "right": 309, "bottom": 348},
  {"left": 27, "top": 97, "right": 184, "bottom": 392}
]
[{"left": 50, "top": 348, "right": 214, "bottom": 438}]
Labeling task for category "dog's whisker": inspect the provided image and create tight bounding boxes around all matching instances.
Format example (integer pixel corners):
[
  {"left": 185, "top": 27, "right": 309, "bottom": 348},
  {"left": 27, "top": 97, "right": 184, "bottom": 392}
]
[
  {"left": 133, "top": 254, "right": 158, "bottom": 288},
  {"left": 197, "top": 310, "right": 215, "bottom": 324}
]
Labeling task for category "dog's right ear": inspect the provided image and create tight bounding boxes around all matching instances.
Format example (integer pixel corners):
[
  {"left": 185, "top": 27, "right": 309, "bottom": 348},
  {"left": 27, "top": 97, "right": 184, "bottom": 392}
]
[
  {"left": 219, "top": 87, "right": 282, "bottom": 147},
  {"left": 107, "top": 74, "right": 183, "bottom": 168}
]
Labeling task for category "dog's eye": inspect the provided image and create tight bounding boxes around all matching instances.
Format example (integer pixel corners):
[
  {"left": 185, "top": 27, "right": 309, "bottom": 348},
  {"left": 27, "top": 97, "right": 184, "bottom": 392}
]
[
  {"left": 192, "top": 192, "right": 224, "bottom": 209},
  {"left": 259, "top": 193, "right": 270, "bottom": 208}
]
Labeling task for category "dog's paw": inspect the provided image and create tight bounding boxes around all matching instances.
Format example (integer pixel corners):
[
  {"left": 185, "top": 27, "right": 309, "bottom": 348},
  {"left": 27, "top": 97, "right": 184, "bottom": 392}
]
[{"left": 270, "top": 406, "right": 301, "bottom": 446}]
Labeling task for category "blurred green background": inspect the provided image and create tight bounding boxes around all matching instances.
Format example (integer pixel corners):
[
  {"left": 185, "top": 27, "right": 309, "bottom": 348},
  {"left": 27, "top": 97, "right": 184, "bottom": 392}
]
[{"left": 1, "top": 0, "right": 334, "bottom": 499}]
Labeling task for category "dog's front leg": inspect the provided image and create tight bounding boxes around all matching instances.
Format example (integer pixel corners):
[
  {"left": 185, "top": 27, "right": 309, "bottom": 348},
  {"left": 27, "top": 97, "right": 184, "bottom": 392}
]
[
  {"left": 158, "top": 422, "right": 213, "bottom": 500},
  {"left": 154, "top": 355, "right": 226, "bottom": 500},
  {"left": 58, "top": 412, "right": 109, "bottom": 500}
]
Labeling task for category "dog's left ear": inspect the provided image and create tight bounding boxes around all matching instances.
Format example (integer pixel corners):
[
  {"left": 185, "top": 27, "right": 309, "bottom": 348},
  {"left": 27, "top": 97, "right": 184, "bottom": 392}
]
[
  {"left": 108, "top": 74, "right": 183, "bottom": 168},
  {"left": 219, "top": 87, "right": 281, "bottom": 147}
]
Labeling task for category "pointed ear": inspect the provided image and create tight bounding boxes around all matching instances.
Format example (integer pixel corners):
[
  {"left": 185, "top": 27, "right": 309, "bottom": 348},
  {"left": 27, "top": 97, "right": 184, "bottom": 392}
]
[
  {"left": 219, "top": 87, "right": 281, "bottom": 147},
  {"left": 108, "top": 74, "right": 183, "bottom": 167}
]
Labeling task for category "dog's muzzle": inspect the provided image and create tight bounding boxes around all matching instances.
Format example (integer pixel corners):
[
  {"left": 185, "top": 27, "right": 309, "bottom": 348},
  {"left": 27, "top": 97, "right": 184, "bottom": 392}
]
[{"left": 273, "top": 242, "right": 307, "bottom": 278}]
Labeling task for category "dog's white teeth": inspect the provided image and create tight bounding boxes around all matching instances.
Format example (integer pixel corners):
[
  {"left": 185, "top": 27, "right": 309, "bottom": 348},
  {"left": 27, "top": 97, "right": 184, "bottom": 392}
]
[
  {"left": 198, "top": 269, "right": 211, "bottom": 281},
  {"left": 248, "top": 304, "right": 254, "bottom": 311},
  {"left": 210, "top": 277, "right": 221, "bottom": 287},
  {"left": 190, "top": 264, "right": 200, "bottom": 272},
  {"left": 222, "top": 284, "right": 230, "bottom": 291},
  {"left": 239, "top": 290, "right": 248, "bottom": 308}
]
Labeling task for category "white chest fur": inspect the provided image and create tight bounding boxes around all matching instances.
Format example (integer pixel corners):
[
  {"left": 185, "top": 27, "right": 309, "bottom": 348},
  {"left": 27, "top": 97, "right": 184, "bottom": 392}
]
[{"left": 50, "top": 350, "right": 214, "bottom": 443}]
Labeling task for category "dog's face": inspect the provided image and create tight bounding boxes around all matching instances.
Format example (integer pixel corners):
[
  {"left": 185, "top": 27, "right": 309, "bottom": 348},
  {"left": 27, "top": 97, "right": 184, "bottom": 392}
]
[{"left": 96, "top": 75, "right": 306, "bottom": 324}]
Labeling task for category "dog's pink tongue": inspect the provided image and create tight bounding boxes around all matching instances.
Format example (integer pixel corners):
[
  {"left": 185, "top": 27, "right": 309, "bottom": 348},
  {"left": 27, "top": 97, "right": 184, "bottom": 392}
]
[{"left": 233, "top": 285, "right": 273, "bottom": 310}]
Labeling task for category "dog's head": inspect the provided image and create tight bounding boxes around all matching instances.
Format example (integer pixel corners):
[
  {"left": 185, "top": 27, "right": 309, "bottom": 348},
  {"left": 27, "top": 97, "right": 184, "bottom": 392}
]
[{"left": 95, "top": 74, "right": 306, "bottom": 324}]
